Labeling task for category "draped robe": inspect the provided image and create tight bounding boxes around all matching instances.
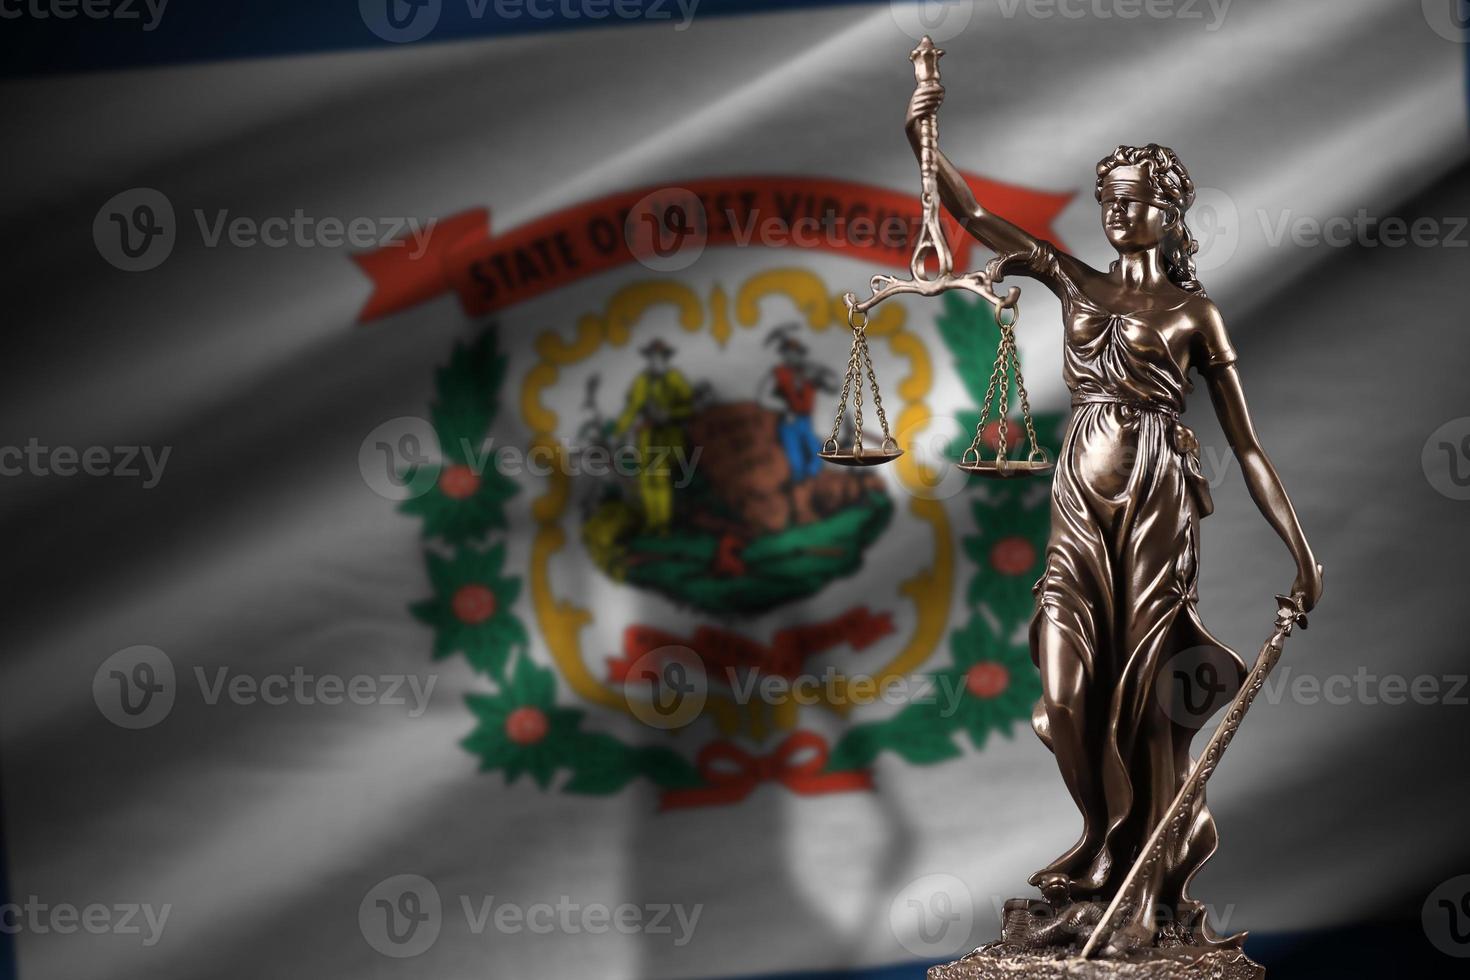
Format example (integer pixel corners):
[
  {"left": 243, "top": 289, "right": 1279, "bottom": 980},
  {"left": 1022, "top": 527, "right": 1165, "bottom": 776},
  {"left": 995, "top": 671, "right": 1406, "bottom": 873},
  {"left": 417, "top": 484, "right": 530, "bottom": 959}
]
[{"left": 1024, "top": 243, "right": 1246, "bottom": 939}]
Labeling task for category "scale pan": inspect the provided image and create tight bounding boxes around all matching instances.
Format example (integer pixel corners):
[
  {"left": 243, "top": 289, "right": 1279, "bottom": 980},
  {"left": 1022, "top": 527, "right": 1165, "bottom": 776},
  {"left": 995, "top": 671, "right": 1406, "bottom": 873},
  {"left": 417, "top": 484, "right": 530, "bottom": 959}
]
[
  {"left": 956, "top": 457, "right": 1055, "bottom": 478},
  {"left": 819, "top": 448, "right": 905, "bottom": 468}
]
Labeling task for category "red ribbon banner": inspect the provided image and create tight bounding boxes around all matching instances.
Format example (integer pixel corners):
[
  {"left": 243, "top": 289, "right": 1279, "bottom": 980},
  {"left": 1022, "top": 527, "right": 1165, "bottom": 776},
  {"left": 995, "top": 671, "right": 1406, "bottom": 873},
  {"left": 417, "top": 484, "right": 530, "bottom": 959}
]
[
  {"left": 606, "top": 605, "right": 896, "bottom": 685},
  {"left": 352, "top": 174, "right": 1073, "bottom": 322},
  {"left": 659, "top": 731, "right": 872, "bottom": 810}
]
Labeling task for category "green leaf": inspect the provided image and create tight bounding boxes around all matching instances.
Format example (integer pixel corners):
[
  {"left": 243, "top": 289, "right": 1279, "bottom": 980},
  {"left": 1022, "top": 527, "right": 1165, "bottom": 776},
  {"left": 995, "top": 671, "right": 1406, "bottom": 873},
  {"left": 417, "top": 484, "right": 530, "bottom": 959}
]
[
  {"left": 432, "top": 330, "right": 507, "bottom": 456},
  {"left": 498, "top": 616, "right": 531, "bottom": 655},
  {"left": 632, "top": 747, "right": 702, "bottom": 789},
  {"left": 949, "top": 616, "right": 997, "bottom": 668},
  {"left": 464, "top": 691, "right": 510, "bottom": 723},
  {"left": 873, "top": 698, "right": 964, "bottom": 765},
  {"left": 985, "top": 587, "right": 1041, "bottom": 632},
  {"left": 399, "top": 465, "right": 519, "bottom": 544},
  {"left": 544, "top": 707, "right": 588, "bottom": 745},
  {"left": 888, "top": 685, "right": 962, "bottom": 734},
  {"left": 410, "top": 597, "right": 443, "bottom": 630},
  {"left": 562, "top": 767, "right": 635, "bottom": 796},
  {"left": 463, "top": 629, "right": 516, "bottom": 680},
  {"left": 562, "top": 733, "right": 637, "bottom": 796},
  {"left": 424, "top": 551, "right": 455, "bottom": 595},
  {"left": 879, "top": 722, "right": 963, "bottom": 766},
  {"left": 961, "top": 721, "right": 992, "bottom": 752},
  {"left": 825, "top": 726, "right": 882, "bottom": 772},
  {"left": 510, "top": 654, "right": 556, "bottom": 707},
  {"left": 475, "top": 541, "right": 508, "bottom": 578},
  {"left": 526, "top": 747, "right": 559, "bottom": 789},
  {"left": 465, "top": 736, "right": 516, "bottom": 771},
  {"left": 495, "top": 575, "right": 523, "bottom": 609}
]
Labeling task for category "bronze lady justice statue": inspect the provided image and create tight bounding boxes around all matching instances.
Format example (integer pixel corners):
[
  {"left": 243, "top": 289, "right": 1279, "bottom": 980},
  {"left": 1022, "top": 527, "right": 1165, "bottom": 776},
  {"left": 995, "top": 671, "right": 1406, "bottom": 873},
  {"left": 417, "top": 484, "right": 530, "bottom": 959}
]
[{"left": 900, "top": 56, "right": 1325, "bottom": 964}]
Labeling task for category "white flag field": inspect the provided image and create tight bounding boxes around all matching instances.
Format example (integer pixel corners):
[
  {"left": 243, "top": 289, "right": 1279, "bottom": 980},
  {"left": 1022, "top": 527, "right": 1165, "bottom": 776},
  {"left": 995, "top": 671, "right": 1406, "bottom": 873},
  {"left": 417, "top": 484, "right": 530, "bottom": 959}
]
[{"left": 2, "top": 2, "right": 1469, "bottom": 978}]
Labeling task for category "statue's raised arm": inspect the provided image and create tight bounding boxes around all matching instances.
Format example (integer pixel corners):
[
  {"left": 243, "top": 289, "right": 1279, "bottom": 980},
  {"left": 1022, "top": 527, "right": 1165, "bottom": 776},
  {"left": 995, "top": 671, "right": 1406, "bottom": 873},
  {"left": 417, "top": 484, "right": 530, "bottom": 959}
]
[{"left": 903, "top": 55, "right": 1089, "bottom": 298}]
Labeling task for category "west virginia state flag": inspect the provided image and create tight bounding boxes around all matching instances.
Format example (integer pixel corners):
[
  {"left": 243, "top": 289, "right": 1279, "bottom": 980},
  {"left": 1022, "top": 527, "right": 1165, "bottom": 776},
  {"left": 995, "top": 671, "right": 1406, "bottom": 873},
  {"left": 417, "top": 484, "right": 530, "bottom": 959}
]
[{"left": 2, "top": 3, "right": 1469, "bottom": 980}]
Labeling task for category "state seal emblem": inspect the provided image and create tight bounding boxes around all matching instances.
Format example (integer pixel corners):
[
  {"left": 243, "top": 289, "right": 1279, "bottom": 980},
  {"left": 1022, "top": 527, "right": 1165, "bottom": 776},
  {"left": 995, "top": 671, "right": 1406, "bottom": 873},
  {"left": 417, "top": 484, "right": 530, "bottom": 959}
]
[{"left": 356, "top": 174, "right": 1073, "bottom": 806}]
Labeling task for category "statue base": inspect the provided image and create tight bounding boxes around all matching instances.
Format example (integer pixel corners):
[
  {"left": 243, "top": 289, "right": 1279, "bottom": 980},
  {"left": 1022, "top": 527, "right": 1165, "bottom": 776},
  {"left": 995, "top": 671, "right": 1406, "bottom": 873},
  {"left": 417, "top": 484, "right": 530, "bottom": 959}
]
[{"left": 927, "top": 899, "right": 1265, "bottom": 980}]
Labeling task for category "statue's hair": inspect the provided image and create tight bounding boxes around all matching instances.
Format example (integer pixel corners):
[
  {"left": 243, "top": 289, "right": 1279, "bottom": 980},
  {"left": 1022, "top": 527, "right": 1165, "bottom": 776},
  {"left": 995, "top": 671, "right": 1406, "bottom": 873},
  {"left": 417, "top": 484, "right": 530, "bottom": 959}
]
[{"left": 1095, "top": 144, "right": 1206, "bottom": 297}]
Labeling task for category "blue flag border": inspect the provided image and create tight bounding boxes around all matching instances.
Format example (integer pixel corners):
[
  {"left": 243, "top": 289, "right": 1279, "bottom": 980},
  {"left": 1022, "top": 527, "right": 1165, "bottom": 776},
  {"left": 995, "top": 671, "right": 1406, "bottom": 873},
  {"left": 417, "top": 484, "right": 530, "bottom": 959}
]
[{"left": 2, "top": 0, "right": 892, "bottom": 77}]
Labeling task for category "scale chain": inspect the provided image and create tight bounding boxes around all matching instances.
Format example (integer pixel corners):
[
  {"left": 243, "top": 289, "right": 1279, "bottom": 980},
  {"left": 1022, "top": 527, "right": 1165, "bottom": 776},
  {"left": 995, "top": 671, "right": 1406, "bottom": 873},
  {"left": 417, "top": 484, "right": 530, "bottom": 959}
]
[
  {"left": 966, "top": 323, "right": 1010, "bottom": 463},
  {"left": 826, "top": 323, "right": 861, "bottom": 453},
  {"left": 858, "top": 330, "right": 894, "bottom": 443},
  {"left": 1011, "top": 335, "right": 1044, "bottom": 463},
  {"left": 962, "top": 314, "right": 1049, "bottom": 469},
  {"left": 851, "top": 328, "right": 865, "bottom": 457},
  {"left": 996, "top": 338, "right": 1011, "bottom": 461}
]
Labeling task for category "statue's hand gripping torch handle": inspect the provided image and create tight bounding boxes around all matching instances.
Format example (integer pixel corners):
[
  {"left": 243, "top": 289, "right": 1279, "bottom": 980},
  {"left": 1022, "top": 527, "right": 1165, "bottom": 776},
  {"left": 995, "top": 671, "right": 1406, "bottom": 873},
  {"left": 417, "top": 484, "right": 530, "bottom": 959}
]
[{"left": 909, "top": 36, "right": 952, "bottom": 283}]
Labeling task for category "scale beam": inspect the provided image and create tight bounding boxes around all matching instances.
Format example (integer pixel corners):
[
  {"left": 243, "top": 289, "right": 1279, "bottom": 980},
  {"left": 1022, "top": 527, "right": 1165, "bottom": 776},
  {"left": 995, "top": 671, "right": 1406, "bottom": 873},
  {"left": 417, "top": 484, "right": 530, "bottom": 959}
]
[{"left": 844, "top": 271, "right": 1019, "bottom": 318}]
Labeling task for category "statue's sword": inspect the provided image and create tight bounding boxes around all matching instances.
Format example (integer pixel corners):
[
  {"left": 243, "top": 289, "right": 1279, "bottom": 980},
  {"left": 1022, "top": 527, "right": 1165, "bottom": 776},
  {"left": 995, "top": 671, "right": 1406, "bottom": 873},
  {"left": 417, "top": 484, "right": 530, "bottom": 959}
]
[{"left": 1079, "top": 591, "right": 1311, "bottom": 959}]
